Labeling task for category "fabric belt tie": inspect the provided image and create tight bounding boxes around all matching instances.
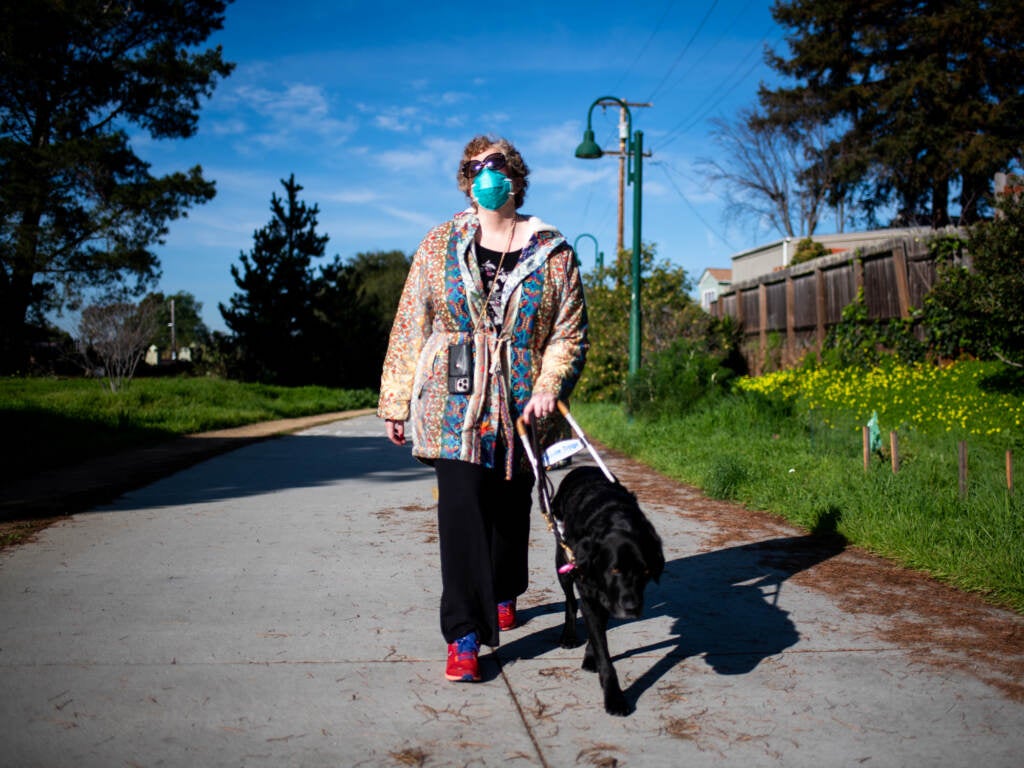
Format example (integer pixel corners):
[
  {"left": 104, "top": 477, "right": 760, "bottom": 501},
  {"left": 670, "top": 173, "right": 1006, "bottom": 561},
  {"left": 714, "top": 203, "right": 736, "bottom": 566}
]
[{"left": 460, "top": 331, "right": 515, "bottom": 478}]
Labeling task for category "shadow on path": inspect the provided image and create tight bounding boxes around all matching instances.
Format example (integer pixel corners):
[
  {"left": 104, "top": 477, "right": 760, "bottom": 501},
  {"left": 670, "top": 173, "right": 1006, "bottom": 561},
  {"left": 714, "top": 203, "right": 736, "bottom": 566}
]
[
  {"left": 499, "top": 532, "right": 846, "bottom": 710},
  {"left": 2, "top": 428, "right": 430, "bottom": 519},
  {"left": 105, "top": 434, "right": 432, "bottom": 510}
]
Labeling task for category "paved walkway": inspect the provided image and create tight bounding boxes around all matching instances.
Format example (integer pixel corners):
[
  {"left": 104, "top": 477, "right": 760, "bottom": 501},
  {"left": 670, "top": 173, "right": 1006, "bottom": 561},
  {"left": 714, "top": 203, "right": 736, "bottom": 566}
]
[{"left": 1, "top": 413, "right": 1022, "bottom": 767}]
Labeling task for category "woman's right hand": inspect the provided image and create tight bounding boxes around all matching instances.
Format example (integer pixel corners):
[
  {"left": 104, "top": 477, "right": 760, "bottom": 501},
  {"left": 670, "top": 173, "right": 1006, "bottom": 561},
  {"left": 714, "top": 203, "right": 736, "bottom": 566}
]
[{"left": 385, "top": 419, "right": 406, "bottom": 446}]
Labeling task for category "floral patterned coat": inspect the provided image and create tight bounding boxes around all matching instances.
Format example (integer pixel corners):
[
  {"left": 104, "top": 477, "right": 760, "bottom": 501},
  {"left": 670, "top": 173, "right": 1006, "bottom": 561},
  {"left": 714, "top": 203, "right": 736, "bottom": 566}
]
[{"left": 377, "top": 208, "right": 588, "bottom": 478}]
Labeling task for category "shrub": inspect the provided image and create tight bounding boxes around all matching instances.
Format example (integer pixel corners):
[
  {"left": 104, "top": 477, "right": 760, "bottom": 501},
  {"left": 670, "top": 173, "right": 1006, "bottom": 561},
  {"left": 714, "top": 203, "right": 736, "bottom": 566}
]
[
  {"left": 623, "top": 316, "right": 746, "bottom": 417},
  {"left": 821, "top": 287, "right": 925, "bottom": 367},
  {"left": 575, "top": 244, "right": 696, "bottom": 402},
  {"left": 790, "top": 236, "right": 829, "bottom": 266}
]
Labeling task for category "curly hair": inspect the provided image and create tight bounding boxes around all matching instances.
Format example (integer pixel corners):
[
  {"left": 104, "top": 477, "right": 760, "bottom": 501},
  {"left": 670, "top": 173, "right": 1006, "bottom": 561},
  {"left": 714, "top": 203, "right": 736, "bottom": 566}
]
[{"left": 456, "top": 135, "right": 530, "bottom": 209}]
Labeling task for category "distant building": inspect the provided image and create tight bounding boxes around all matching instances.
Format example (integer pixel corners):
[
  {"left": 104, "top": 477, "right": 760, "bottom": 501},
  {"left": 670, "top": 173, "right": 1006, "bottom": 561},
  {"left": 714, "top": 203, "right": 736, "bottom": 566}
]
[
  {"left": 729, "top": 228, "right": 935, "bottom": 284},
  {"left": 144, "top": 345, "right": 194, "bottom": 365},
  {"left": 697, "top": 268, "right": 732, "bottom": 311}
]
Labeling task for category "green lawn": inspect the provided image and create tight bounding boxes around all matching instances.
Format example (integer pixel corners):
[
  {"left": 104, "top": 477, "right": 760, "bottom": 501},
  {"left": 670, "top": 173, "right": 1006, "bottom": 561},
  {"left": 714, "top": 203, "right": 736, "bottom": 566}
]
[{"left": 0, "top": 376, "right": 377, "bottom": 485}]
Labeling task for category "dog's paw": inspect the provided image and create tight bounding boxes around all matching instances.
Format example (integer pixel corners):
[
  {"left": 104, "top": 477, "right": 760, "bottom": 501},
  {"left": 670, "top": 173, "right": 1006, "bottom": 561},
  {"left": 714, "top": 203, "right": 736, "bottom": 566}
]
[
  {"left": 558, "top": 628, "right": 579, "bottom": 649},
  {"left": 604, "top": 690, "right": 631, "bottom": 717}
]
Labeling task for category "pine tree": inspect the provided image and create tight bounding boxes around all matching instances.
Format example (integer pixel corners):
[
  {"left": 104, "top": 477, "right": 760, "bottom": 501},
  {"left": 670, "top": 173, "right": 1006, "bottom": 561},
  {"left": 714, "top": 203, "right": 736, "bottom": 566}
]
[
  {"left": 0, "top": 0, "right": 233, "bottom": 372},
  {"left": 309, "top": 250, "right": 410, "bottom": 388},
  {"left": 220, "top": 175, "right": 328, "bottom": 384},
  {"left": 760, "top": 0, "right": 1024, "bottom": 226}
]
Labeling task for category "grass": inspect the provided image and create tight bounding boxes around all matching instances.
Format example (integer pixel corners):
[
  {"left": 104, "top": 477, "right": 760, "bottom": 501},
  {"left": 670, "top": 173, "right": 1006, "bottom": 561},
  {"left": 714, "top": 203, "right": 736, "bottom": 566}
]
[
  {"left": 573, "top": 362, "right": 1024, "bottom": 613},
  {"left": 0, "top": 376, "right": 377, "bottom": 486}
]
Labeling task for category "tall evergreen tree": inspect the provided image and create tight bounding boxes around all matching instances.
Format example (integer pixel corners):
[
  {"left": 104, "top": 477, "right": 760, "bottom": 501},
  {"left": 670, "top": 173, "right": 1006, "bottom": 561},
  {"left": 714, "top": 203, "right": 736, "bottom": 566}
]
[
  {"left": 309, "top": 250, "right": 410, "bottom": 388},
  {"left": 220, "top": 175, "right": 327, "bottom": 384},
  {"left": 0, "top": 0, "right": 233, "bottom": 372},
  {"left": 760, "top": 0, "right": 1024, "bottom": 227}
]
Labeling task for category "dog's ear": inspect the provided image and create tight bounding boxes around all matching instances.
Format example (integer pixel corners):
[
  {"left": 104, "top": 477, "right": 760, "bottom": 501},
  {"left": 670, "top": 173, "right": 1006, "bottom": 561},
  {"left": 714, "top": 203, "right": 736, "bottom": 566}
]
[
  {"left": 643, "top": 528, "right": 665, "bottom": 584},
  {"left": 572, "top": 537, "right": 596, "bottom": 575},
  {"left": 648, "top": 547, "right": 665, "bottom": 584}
]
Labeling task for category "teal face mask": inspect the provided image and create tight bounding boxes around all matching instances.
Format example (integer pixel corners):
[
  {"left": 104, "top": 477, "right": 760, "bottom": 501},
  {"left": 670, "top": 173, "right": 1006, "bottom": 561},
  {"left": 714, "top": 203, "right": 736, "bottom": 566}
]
[{"left": 472, "top": 167, "right": 512, "bottom": 210}]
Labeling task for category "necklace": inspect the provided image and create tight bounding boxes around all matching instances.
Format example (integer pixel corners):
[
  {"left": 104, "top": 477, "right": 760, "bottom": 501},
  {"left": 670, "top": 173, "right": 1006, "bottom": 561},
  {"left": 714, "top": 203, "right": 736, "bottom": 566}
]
[{"left": 474, "top": 217, "right": 517, "bottom": 334}]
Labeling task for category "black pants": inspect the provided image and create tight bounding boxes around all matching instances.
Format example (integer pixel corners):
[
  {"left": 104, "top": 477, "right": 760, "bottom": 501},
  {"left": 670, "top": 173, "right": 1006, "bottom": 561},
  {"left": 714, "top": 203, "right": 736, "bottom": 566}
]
[{"left": 435, "top": 456, "right": 533, "bottom": 648}]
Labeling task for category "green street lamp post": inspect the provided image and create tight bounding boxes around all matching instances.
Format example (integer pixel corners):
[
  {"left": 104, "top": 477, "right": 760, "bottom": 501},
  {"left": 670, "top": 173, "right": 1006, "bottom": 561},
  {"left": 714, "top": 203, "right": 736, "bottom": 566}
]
[
  {"left": 575, "top": 96, "right": 644, "bottom": 375},
  {"left": 573, "top": 233, "right": 603, "bottom": 271}
]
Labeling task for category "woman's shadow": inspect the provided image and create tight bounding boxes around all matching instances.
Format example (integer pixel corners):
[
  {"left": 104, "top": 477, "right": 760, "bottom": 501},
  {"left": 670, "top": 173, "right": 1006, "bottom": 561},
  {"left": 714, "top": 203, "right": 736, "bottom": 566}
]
[{"left": 500, "top": 511, "right": 846, "bottom": 707}]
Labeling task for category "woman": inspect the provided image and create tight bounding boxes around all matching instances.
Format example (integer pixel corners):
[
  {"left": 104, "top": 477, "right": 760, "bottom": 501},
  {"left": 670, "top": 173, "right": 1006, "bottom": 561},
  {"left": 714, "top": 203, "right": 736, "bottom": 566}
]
[{"left": 378, "top": 135, "right": 588, "bottom": 682}]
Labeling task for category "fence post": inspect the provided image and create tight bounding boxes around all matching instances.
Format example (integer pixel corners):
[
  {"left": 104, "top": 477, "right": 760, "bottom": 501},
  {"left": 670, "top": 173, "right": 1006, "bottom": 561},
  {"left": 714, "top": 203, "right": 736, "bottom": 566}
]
[
  {"left": 893, "top": 243, "right": 912, "bottom": 318},
  {"left": 890, "top": 431, "right": 899, "bottom": 473},
  {"left": 758, "top": 282, "right": 768, "bottom": 369},
  {"left": 785, "top": 274, "right": 796, "bottom": 366},
  {"left": 863, "top": 426, "right": 870, "bottom": 472},
  {"left": 958, "top": 441, "right": 968, "bottom": 499},
  {"left": 815, "top": 267, "right": 826, "bottom": 349}
]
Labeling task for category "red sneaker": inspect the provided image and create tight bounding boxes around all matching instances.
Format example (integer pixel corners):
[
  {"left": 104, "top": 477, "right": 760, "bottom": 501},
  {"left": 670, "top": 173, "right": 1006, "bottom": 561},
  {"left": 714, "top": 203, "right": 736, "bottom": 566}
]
[
  {"left": 498, "top": 600, "right": 517, "bottom": 631},
  {"left": 445, "top": 632, "right": 480, "bottom": 682}
]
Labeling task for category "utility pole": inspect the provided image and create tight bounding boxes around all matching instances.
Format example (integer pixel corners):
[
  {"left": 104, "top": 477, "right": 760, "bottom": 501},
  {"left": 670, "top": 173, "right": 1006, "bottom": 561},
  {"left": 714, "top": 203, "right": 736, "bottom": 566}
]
[
  {"left": 595, "top": 99, "right": 652, "bottom": 254},
  {"left": 169, "top": 298, "right": 177, "bottom": 361}
]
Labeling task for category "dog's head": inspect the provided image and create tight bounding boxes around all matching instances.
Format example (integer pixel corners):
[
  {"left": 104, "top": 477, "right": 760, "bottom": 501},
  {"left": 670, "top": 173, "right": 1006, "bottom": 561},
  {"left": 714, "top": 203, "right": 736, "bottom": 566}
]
[{"left": 576, "top": 527, "right": 664, "bottom": 619}]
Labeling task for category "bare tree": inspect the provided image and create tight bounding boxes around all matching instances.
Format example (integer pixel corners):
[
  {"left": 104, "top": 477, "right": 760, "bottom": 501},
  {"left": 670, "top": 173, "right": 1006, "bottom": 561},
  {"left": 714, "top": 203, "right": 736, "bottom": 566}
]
[
  {"left": 77, "top": 301, "right": 159, "bottom": 392},
  {"left": 698, "top": 107, "right": 840, "bottom": 240}
]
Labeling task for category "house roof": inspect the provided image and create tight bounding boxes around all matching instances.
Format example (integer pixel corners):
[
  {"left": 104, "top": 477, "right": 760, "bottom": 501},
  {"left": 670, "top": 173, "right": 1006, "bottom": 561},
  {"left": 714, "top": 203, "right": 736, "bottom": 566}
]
[{"left": 705, "top": 268, "right": 732, "bottom": 281}]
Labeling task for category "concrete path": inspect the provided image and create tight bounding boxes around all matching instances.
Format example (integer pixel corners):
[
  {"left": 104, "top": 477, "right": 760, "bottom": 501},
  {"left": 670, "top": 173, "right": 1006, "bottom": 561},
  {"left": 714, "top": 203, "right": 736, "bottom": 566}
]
[{"left": 1, "top": 414, "right": 1022, "bottom": 767}]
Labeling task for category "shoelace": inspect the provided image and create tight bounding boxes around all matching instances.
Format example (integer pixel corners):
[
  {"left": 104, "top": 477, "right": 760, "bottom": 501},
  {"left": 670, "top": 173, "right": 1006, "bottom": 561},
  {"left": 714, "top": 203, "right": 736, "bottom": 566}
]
[{"left": 455, "top": 633, "right": 479, "bottom": 655}]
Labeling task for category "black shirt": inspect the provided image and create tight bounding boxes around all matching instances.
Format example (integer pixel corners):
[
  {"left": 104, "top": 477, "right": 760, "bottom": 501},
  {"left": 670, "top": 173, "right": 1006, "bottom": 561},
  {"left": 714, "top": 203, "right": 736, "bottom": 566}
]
[{"left": 476, "top": 243, "right": 523, "bottom": 331}]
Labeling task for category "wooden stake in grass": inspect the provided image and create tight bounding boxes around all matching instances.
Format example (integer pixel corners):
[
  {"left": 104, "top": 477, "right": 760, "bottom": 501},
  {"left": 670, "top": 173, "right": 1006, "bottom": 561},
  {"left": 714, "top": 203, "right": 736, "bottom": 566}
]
[
  {"left": 958, "top": 440, "right": 968, "bottom": 499},
  {"left": 890, "top": 431, "right": 899, "bottom": 473},
  {"left": 862, "top": 426, "right": 870, "bottom": 472}
]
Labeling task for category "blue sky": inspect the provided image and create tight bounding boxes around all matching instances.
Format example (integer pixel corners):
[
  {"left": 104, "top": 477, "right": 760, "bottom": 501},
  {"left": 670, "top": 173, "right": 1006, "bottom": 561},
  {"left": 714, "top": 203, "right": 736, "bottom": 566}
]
[{"left": 135, "top": 0, "right": 792, "bottom": 333}]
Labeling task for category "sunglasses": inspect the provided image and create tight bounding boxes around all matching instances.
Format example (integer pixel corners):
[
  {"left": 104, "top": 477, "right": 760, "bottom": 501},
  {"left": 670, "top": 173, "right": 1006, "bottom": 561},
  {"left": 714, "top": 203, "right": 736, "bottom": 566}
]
[{"left": 462, "top": 152, "right": 507, "bottom": 179}]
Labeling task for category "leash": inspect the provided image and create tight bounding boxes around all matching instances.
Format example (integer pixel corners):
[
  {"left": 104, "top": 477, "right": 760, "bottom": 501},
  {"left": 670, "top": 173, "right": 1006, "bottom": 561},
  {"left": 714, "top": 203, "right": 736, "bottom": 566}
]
[
  {"left": 515, "top": 401, "right": 619, "bottom": 574},
  {"left": 515, "top": 412, "right": 577, "bottom": 573}
]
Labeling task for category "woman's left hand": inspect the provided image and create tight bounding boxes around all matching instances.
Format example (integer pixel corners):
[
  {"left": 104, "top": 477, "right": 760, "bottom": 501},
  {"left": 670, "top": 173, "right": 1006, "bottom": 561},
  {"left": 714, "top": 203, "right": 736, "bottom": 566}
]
[{"left": 522, "top": 392, "right": 557, "bottom": 424}]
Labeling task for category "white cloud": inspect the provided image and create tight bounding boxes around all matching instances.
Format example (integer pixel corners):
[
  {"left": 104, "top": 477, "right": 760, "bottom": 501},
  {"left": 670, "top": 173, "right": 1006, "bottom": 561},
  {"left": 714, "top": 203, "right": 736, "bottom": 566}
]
[
  {"left": 526, "top": 121, "right": 583, "bottom": 157},
  {"left": 208, "top": 118, "right": 248, "bottom": 136},
  {"left": 218, "top": 82, "right": 358, "bottom": 152},
  {"left": 373, "top": 106, "right": 422, "bottom": 133},
  {"left": 373, "top": 148, "right": 427, "bottom": 172},
  {"left": 380, "top": 205, "right": 441, "bottom": 231},
  {"left": 532, "top": 162, "right": 614, "bottom": 191},
  {"left": 436, "top": 91, "right": 470, "bottom": 105},
  {"left": 371, "top": 136, "right": 464, "bottom": 177},
  {"left": 324, "top": 189, "right": 381, "bottom": 205}
]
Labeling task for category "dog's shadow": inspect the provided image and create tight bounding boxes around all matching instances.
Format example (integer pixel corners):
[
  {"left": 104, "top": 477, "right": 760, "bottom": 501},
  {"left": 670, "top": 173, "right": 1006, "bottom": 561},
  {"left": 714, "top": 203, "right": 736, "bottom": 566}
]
[{"left": 499, "top": 530, "right": 846, "bottom": 706}]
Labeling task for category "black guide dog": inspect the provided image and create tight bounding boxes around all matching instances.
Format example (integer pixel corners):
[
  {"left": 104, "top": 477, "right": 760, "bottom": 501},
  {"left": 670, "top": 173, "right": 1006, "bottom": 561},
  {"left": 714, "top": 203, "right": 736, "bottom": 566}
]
[{"left": 551, "top": 466, "right": 665, "bottom": 715}]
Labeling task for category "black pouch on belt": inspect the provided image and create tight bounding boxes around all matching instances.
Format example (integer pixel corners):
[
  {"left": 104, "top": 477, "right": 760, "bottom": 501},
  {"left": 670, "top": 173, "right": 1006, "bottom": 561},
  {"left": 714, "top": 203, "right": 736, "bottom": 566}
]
[{"left": 448, "top": 342, "right": 473, "bottom": 394}]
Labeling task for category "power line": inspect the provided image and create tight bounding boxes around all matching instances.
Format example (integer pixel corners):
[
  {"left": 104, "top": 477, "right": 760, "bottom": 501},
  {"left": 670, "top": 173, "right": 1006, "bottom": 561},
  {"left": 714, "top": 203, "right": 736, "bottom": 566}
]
[
  {"left": 646, "top": 0, "right": 720, "bottom": 103},
  {"left": 654, "top": 160, "right": 738, "bottom": 252},
  {"left": 659, "top": 0, "right": 757, "bottom": 98},
  {"left": 656, "top": 33, "right": 773, "bottom": 151},
  {"left": 613, "top": 0, "right": 678, "bottom": 93}
]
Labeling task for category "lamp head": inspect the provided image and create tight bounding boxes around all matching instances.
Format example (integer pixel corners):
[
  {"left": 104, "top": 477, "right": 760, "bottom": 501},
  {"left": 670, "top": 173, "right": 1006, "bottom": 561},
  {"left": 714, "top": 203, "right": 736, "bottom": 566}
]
[{"left": 574, "top": 128, "right": 603, "bottom": 159}]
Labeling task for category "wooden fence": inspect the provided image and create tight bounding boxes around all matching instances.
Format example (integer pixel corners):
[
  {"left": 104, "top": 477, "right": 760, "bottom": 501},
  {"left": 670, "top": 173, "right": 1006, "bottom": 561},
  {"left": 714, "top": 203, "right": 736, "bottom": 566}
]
[{"left": 708, "top": 233, "right": 965, "bottom": 373}]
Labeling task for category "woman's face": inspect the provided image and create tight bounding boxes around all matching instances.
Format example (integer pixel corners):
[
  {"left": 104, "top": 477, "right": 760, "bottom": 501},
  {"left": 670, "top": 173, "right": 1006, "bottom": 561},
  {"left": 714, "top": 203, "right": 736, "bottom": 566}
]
[{"left": 463, "top": 146, "right": 508, "bottom": 181}]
